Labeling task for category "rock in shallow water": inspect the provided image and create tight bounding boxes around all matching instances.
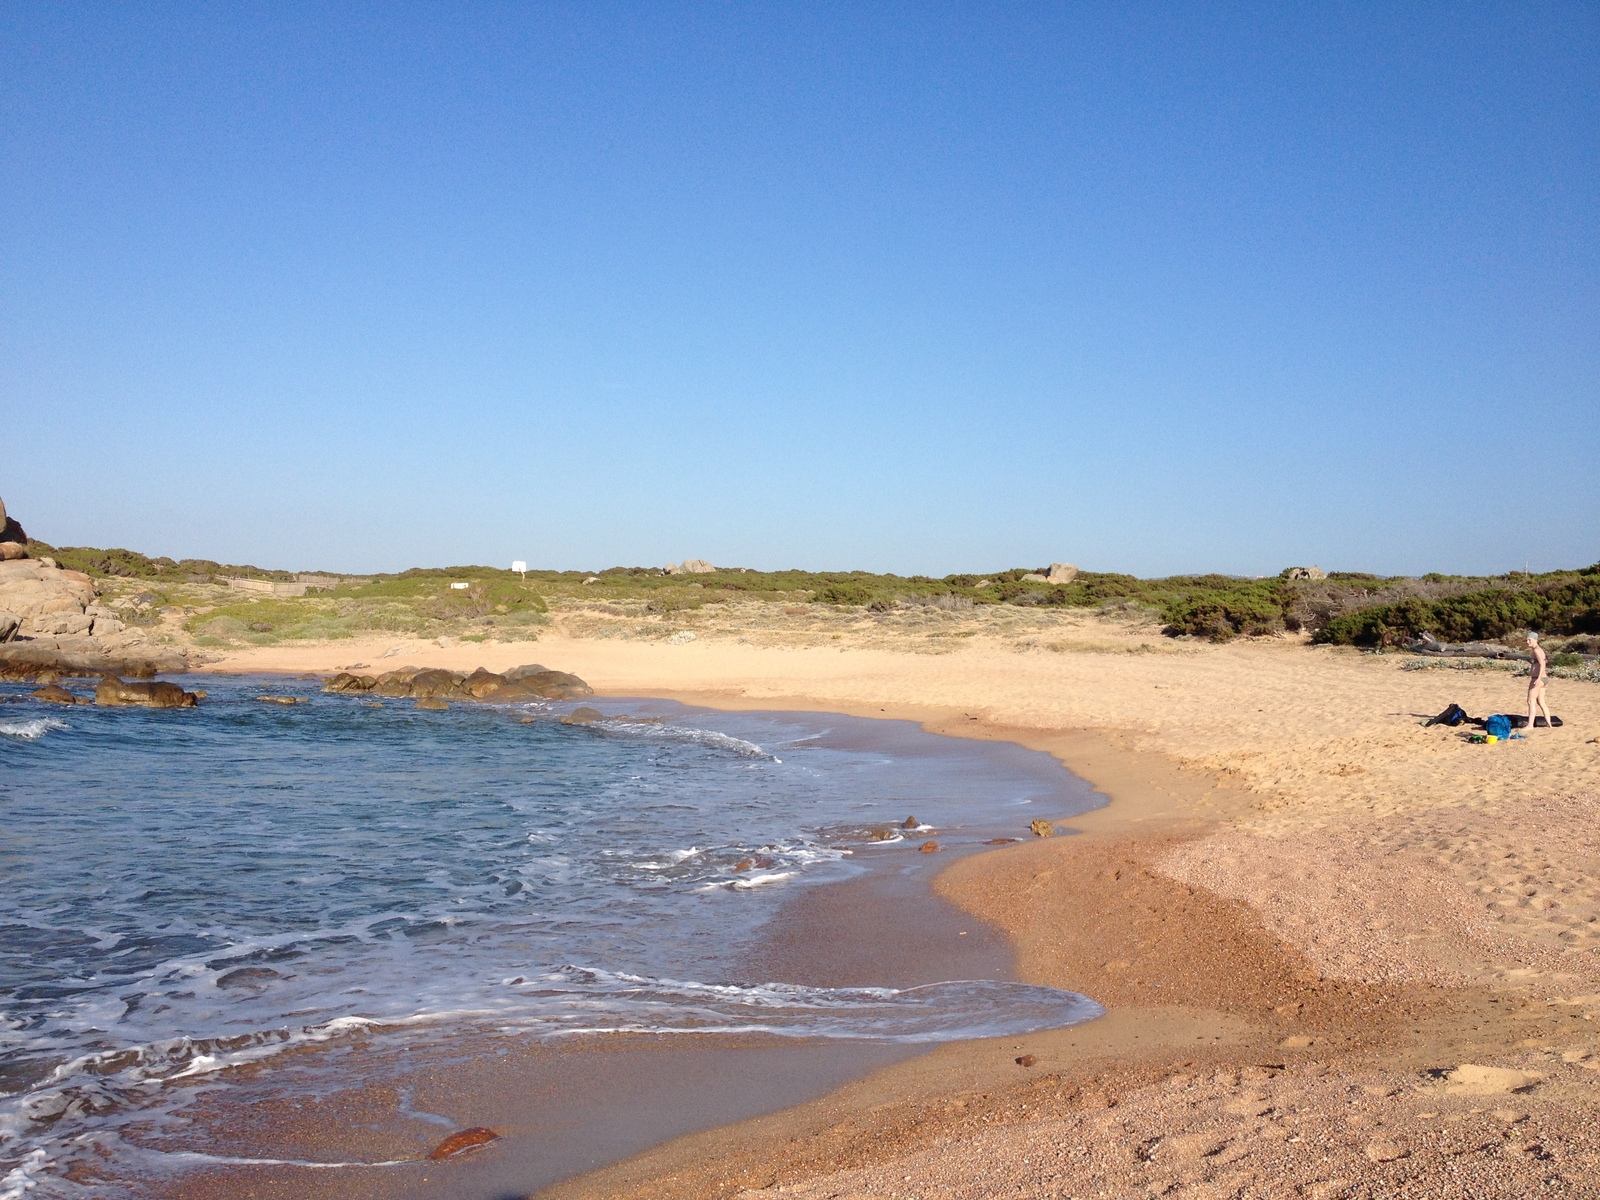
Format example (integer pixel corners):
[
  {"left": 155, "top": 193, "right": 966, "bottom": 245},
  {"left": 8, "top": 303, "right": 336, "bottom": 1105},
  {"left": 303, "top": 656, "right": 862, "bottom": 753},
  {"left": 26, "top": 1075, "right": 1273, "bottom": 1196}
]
[
  {"left": 94, "top": 676, "right": 200, "bottom": 708},
  {"left": 1030, "top": 818, "right": 1057, "bottom": 838},
  {"left": 361, "top": 664, "right": 593, "bottom": 703},
  {"left": 31, "top": 684, "right": 77, "bottom": 704}
]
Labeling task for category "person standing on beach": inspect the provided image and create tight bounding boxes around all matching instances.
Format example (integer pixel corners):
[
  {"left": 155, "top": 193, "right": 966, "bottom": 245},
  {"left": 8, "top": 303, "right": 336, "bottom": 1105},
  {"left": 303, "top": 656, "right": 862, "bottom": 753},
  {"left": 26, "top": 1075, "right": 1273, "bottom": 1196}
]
[{"left": 1525, "top": 632, "right": 1553, "bottom": 729}]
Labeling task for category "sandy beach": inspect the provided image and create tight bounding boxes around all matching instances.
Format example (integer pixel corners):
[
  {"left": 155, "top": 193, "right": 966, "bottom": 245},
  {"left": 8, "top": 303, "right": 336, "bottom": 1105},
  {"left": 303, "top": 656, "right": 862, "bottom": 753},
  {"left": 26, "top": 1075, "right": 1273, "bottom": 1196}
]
[{"left": 180, "top": 613, "right": 1600, "bottom": 1197}]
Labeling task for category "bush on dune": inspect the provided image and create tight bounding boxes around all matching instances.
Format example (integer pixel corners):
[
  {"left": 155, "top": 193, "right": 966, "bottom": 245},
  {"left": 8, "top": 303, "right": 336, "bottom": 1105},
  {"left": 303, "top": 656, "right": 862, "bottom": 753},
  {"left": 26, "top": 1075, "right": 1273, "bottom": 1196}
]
[{"left": 1315, "top": 568, "right": 1600, "bottom": 646}]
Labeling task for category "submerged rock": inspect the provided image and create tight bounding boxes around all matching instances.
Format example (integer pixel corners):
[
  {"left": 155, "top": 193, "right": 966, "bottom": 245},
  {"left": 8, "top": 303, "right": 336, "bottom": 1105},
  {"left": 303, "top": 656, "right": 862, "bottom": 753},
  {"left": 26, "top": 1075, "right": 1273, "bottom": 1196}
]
[
  {"left": 918, "top": 840, "right": 941, "bottom": 853},
  {"left": 95, "top": 676, "right": 200, "bottom": 708},
  {"left": 415, "top": 696, "right": 449, "bottom": 711},
  {"left": 217, "top": 967, "right": 281, "bottom": 989},
  {"left": 561, "top": 706, "right": 604, "bottom": 725}
]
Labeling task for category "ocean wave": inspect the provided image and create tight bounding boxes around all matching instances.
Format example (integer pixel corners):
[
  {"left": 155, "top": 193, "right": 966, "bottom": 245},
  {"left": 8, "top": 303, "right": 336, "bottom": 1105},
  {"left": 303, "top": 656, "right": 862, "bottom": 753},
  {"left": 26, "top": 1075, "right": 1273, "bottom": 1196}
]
[
  {"left": 604, "top": 838, "right": 848, "bottom": 891},
  {"left": 0, "top": 718, "right": 69, "bottom": 740},
  {"left": 588, "top": 719, "right": 780, "bottom": 762},
  {"left": 505, "top": 966, "right": 1104, "bottom": 1042}
]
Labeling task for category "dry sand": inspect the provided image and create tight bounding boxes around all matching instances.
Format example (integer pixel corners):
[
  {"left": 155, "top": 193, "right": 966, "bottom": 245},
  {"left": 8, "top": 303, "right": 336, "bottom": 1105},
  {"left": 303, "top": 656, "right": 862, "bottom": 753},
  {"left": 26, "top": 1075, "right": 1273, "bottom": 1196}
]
[{"left": 199, "top": 614, "right": 1600, "bottom": 1197}]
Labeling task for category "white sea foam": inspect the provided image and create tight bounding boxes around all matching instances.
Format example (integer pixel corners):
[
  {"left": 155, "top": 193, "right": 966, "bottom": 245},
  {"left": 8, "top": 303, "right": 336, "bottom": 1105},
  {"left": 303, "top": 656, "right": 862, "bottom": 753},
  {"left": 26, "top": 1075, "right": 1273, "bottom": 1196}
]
[
  {"left": 592, "top": 720, "right": 780, "bottom": 761},
  {"left": 728, "top": 870, "right": 797, "bottom": 889},
  {"left": 0, "top": 717, "right": 68, "bottom": 740}
]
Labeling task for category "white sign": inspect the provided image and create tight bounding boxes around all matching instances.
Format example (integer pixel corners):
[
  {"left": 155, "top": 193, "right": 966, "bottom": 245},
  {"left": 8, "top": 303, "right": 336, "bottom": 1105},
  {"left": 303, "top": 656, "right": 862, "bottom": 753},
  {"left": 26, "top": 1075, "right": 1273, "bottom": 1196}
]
[
  {"left": 511, "top": 560, "right": 527, "bottom": 580},
  {"left": 450, "top": 581, "right": 470, "bottom": 590}
]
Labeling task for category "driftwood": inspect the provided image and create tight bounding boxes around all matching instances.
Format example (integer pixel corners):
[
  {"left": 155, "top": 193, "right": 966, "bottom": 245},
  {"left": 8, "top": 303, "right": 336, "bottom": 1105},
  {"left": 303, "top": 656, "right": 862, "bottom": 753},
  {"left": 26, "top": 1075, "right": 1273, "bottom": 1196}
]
[{"left": 1404, "top": 632, "right": 1532, "bottom": 662}]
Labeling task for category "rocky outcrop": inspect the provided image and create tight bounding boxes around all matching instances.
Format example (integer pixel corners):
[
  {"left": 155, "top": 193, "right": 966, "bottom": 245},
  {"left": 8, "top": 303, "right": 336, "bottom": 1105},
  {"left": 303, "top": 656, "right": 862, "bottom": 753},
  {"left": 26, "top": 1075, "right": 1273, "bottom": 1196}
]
[
  {"left": 0, "top": 557, "right": 173, "bottom": 679},
  {"left": 95, "top": 675, "right": 200, "bottom": 708},
  {"left": 487, "top": 669, "right": 592, "bottom": 700},
  {"left": 407, "top": 669, "right": 465, "bottom": 699},
  {"left": 0, "top": 645, "right": 189, "bottom": 681},
  {"left": 0, "top": 560, "right": 97, "bottom": 630},
  {"left": 460, "top": 666, "right": 507, "bottom": 698},
  {"left": 339, "top": 664, "right": 593, "bottom": 703},
  {"left": 1283, "top": 566, "right": 1327, "bottom": 581},
  {"left": 1021, "top": 564, "right": 1080, "bottom": 585},
  {"left": 664, "top": 559, "right": 716, "bottom": 575},
  {"left": 0, "top": 495, "right": 27, "bottom": 553}
]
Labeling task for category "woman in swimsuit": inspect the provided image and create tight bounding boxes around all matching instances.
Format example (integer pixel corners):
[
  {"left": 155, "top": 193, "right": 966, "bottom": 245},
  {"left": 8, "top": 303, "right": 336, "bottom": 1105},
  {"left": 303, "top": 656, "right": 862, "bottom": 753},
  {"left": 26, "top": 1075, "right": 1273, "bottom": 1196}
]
[{"left": 1525, "top": 632, "right": 1553, "bottom": 730}]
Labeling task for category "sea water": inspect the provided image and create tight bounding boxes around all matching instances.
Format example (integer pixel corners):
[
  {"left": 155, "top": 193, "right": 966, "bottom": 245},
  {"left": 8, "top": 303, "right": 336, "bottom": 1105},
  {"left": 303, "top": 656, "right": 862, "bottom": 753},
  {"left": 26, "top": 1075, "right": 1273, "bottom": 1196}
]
[{"left": 0, "top": 676, "right": 1103, "bottom": 1196}]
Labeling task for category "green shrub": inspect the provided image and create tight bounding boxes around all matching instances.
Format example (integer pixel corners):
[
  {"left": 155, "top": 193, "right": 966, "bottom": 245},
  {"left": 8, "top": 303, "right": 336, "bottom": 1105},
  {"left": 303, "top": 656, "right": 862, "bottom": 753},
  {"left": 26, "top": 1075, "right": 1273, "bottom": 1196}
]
[
  {"left": 1316, "top": 571, "right": 1600, "bottom": 647},
  {"left": 1160, "top": 581, "right": 1292, "bottom": 641},
  {"left": 816, "top": 582, "right": 877, "bottom": 606}
]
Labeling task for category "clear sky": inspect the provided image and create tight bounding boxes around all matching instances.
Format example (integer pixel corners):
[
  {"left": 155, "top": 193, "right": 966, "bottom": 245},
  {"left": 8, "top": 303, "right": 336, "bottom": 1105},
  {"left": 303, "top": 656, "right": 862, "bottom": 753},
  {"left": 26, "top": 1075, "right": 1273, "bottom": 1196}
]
[{"left": 3, "top": 3, "right": 1596, "bottom": 577}]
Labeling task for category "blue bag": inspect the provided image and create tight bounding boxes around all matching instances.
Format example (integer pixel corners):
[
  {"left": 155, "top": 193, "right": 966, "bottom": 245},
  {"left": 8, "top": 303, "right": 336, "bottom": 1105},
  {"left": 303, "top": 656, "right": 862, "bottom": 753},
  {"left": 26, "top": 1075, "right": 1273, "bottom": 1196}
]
[{"left": 1485, "top": 714, "right": 1511, "bottom": 739}]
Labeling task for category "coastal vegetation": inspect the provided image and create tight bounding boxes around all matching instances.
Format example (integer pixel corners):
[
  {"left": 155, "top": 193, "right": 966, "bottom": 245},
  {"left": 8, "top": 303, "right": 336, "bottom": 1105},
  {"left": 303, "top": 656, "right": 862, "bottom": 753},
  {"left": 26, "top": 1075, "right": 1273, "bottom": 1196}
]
[{"left": 22, "top": 539, "right": 1600, "bottom": 651}]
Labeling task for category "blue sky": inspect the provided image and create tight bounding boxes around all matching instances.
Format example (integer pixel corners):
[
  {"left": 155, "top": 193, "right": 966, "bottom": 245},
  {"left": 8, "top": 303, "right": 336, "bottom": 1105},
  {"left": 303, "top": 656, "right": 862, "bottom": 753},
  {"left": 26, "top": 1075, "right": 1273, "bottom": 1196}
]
[{"left": 3, "top": 3, "right": 1595, "bottom": 576}]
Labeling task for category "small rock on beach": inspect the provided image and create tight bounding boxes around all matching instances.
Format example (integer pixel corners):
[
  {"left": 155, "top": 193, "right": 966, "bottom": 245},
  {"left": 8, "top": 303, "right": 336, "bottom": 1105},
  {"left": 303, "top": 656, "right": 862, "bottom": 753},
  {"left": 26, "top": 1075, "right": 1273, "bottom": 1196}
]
[{"left": 426, "top": 1128, "right": 499, "bottom": 1160}]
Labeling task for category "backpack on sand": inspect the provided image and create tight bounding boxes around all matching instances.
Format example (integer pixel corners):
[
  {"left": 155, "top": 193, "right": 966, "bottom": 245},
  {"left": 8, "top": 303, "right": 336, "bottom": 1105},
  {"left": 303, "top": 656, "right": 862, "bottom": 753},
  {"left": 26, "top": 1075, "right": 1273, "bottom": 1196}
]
[{"left": 1425, "top": 703, "right": 1469, "bottom": 728}]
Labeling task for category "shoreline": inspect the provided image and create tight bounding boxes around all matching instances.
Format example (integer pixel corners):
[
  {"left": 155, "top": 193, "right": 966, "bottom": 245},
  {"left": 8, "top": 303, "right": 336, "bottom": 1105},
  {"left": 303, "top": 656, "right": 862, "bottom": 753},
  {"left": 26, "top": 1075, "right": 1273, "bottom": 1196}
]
[
  {"left": 148, "top": 693, "right": 1106, "bottom": 1200},
  {"left": 178, "top": 634, "right": 1600, "bottom": 1196}
]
